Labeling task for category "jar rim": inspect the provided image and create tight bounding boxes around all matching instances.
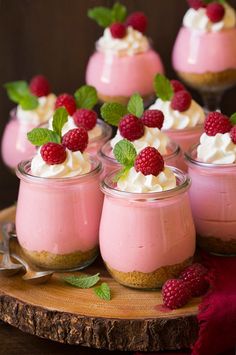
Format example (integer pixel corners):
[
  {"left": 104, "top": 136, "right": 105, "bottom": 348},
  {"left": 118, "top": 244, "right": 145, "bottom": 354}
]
[{"left": 163, "top": 124, "right": 203, "bottom": 134}]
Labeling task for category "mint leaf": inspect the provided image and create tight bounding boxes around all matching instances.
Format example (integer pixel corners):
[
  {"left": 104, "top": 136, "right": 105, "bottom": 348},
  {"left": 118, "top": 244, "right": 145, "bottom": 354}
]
[
  {"left": 27, "top": 128, "right": 60, "bottom": 146},
  {"left": 112, "top": 2, "right": 127, "bottom": 22},
  {"left": 114, "top": 139, "right": 137, "bottom": 167},
  {"left": 101, "top": 102, "right": 128, "bottom": 126},
  {"left": 88, "top": 7, "right": 113, "bottom": 27},
  {"left": 154, "top": 74, "right": 174, "bottom": 101},
  {"left": 230, "top": 112, "right": 236, "bottom": 125},
  {"left": 74, "top": 85, "right": 98, "bottom": 110},
  {"left": 63, "top": 273, "right": 100, "bottom": 289},
  {"left": 19, "top": 94, "right": 39, "bottom": 110},
  {"left": 113, "top": 166, "right": 130, "bottom": 182},
  {"left": 94, "top": 282, "right": 111, "bottom": 300},
  {"left": 4, "top": 81, "right": 29, "bottom": 103},
  {"left": 127, "top": 93, "right": 144, "bottom": 118},
  {"left": 52, "top": 107, "right": 68, "bottom": 138}
]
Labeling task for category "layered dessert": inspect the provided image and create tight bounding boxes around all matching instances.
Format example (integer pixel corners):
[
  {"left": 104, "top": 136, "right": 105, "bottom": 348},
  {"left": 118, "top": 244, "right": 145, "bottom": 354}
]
[
  {"left": 15, "top": 107, "right": 103, "bottom": 270},
  {"left": 100, "top": 139, "right": 196, "bottom": 288},
  {"left": 1, "top": 75, "right": 56, "bottom": 170},
  {"left": 86, "top": 3, "right": 164, "bottom": 104},
  {"left": 172, "top": 0, "right": 236, "bottom": 91},
  {"left": 186, "top": 111, "right": 236, "bottom": 255}
]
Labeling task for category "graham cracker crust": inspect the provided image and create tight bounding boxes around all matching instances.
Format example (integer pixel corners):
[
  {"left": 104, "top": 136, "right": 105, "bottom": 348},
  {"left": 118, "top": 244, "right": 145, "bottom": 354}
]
[
  {"left": 197, "top": 235, "right": 236, "bottom": 255},
  {"left": 105, "top": 257, "right": 192, "bottom": 289},
  {"left": 98, "top": 92, "right": 155, "bottom": 106}
]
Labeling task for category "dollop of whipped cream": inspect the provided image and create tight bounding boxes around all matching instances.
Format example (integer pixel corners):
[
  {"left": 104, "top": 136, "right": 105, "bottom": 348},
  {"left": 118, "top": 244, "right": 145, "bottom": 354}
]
[
  {"left": 31, "top": 149, "right": 91, "bottom": 178},
  {"left": 183, "top": 3, "right": 236, "bottom": 32},
  {"left": 197, "top": 132, "right": 236, "bottom": 164},
  {"left": 111, "top": 127, "right": 170, "bottom": 154},
  {"left": 17, "top": 94, "right": 56, "bottom": 125},
  {"left": 149, "top": 98, "right": 205, "bottom": 130},
  {"left": 96, "top": 26, "right": 149, "bottom": 56},
  {"left": 117, "top": 167, "right": 176, "bottom": 193}
]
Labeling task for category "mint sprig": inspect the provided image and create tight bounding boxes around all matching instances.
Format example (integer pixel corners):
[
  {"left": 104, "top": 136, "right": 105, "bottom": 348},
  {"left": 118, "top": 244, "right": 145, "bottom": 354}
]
[
  {"left": 94, "top": 282, "right": 111, "bottom": 301},
  {"left": 112, "top": 2, "right": 127, "bottom": 23},
  {"left": 4, "top": 80, "right": 39, "bottom": 110},
  {"left": 52, "top": 107, "right": 68, "bottom": 138},
  {"left": 154, "top": 74, "right": 174, "bottom": 101},
  {"left": 127, "top": 93, "right": 144, "bottom": 118},
  {"left": 88, "top": 2, "right": 127, "bottom": 28},
  {"left": 114, "top": 139, "right": 137, "bottom": 168},
  {"left": 74, "top": 85, "right": 98, "bottom": 110},
  {"left": 101, "top": 102, "right": 128, "bottom": 126},
  {"left": 63, "top": 273, "right": 100, "bottom": 289},
  {"left": 230, "top": 112, "right": 236, "bottom": 125}
]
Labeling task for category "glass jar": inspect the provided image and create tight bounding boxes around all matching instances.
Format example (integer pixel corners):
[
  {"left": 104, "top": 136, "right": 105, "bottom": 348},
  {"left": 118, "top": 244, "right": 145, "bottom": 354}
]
[
  {"left": 99, "top": 168, "right": 196, "bottom": 289},
  {"left": 15, "top": 158, "right": 103, "bottom": 270},
  {"left": 86, "top": 118, "right": 112, "bottom": 156}
]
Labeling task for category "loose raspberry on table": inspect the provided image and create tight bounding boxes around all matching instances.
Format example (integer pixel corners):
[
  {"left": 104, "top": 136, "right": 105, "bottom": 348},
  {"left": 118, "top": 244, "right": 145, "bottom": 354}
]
[
  {"left": 40, "top": 143, "right": 66, "bottom": 165},
  {"left": 55, "top": 93, "right": 76, "bottom": 116},
  {"left": 62, "top": 127, "right": 88, "bottom": 152},
  {"left": 206, "top": 2, "right": 225, "bottom": 23},
  {"left": 29, "top": 75, "right": 50, "bottom": 97},
  {"left": 110, "top": 22, "right": 126, "bottom": 38},
  {"left": 170, "top": 80, "right": 186, "bottom": 93},
  {"left": 171, "top": 90, "right": 192, "bottom": 112},
  {"left": 73, "top": 108, "right": 97, "bottom": 131},
  {"left": 134, "top": 147, "right": 164, "bottom": 176},
  {"left": 125, "top": 12, "right": 148, "bottom": 33},
  {"left": 180, "top": 263, "right": 209, "bottom": 297},
  {"left": 119, "top": 114, "right": 144, "bottom": 141},
  {"left": 204, "top": 112, "right": 232, "bottom": 136},
  {"left": 230, "top": 126, "right": 236, "bottom": 144},
  {"left": 141, "top": 110, "right": 164, "bottom": 129},
  {"left": 162, "top": 279, "right": 191, "bottom": 309},
  {"left": 187, "top": 0, "right": 206, "bottom": 10}
]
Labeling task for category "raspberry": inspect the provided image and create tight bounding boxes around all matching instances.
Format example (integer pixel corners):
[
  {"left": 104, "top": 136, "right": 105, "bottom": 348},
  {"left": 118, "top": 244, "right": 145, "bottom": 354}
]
[
  {"left": 40, "top": 143, "right": 66, "bottom": 165},
  {"left": 204, "top": 112, "right": 232, "bottom": 136},
  {"left": 73, "top": 109, "right": 97, "bottom": 131},
  {"left": 141, "top": 110, "right": 164, "bottom": 129},
  {"left": 171, "top": 90, "right": 192, "bottom": 112},
  {"left": 110, "top": 22, "right": 126, "bottom": 38},
  {"left": 29, "top": 75, "right": 50, "bottom": 97},
  {"left": 134, "top": 147, "right": 164, "bottom": 176},
  {"left": 62, "top": 127, "right": 88, "bottom": 152},
  {"left": 125, "top": 12, "right": 148, "bottom": 34},
  {"left": 206, "top": 2, "right": 225, "bottom": 23},
  {"left": 180, "top": 263, "right": 209, "bottom": 297},
  {"left": 119, "top": 114, "right": 144, "bottom": 141},
  {"left": 162, "top": 279, "right": 191, "bottom": 310},
  {"left": 170, "top": 80, "right": 186, "bottom": 93},
  {"left": 187, "top": 0, "right": 206, "bottom": 10},
  {"left": 230, "top": 126, "right": 236, "bottom": 144},
  {"left": 55, "top": 93, "right": 76, "bottom": 116}
]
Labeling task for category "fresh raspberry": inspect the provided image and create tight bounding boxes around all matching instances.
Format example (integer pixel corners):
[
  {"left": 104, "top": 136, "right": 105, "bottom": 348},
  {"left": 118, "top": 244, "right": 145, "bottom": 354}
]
[
  {"left": 29, "top": 75, "right": 50, "bottom": 97},
  {"left": 162, "top": 279, "right": 191, "bottom": 310},
  {"left": 110, "top": 22, "right": 126, "bottom": 38},
  {"left": 230, "top": 126, "right": 236, "bottom": 144},
  {"left": 141, "top": 110, "right": 164, "bottom": 129},
  {"left": 187, "top": 0, "right": 206, "bottom": 10},
  {"left": 134, "top": 147, "right": 164, "bottom": 176},
  {"left": 55, "top": 93, "right": 76, "bottom": 116},
  {"left": 73, "top": 109, "right": 97, "bottom": 131},
  {"left": 125, "top": 12, "right": 148, "bottom": 34},
  {"left": 206, "top": 2, "right": 225, "bottom": 23},
  {"left": 204, "top": 112, "right": 232, "bottom": 136},
  {"left": 171, "top": 90, "right": 192, "bottom": 112},
  {"left": 170, "top": 80, "right": 186, "bottom": 93},
  {"left": 62, "top": 127, "right": 88, "bottom": 152},
  {"left": 119, "top": 114, "right": 144, "bottom": 141},
  {"left": 40, "top": 143, "right": 66, "bottom": 165},
  {"left": 180, "top": 263, "right": 209, "bottom": 297}
]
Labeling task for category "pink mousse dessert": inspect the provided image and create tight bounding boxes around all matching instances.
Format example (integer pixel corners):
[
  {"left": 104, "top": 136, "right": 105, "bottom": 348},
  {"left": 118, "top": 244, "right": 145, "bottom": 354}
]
[
  {"left": 99, "top": 140, "right": 196, "bottom": 289},
  {"left": 186, "top": 111, "right": 236, "bottom": 255},
  {"left": 1, "top": 75, "right": 56, "bottom": 170},
  {"left": 172, "top": 0, "right": 236, "bottom": 91},
  {"left": 15, "top": 107, "right": 103, "bottom": 270},
  {"left": 86, "top": 3, "right": 164, "bottom": 104}
]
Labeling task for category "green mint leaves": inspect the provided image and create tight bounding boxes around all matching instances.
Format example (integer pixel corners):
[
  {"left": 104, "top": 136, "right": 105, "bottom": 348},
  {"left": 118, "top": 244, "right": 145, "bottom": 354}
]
[
  {"left": 127, "top": 93, "right": 144, "bottom": 118},
  {"left": 4, "top": 81, "right": 39, "bottom": 110},
  {"left": 112, "top": 2, "right": 127, "bottom": 23},
  {"left": 94, "top": 282, "right": 111, "bottom": 301},
  {"left": 52, "top": 107, "right": 68, "bottom": 138},
  {"left": 74, "top": 85, "right": 98, "bottom": 110},
  {"left": 88, "top": 2, "right": 127, "bottom": 28},
  {"left": 63, "top": 273, "right": 100, "bottom": 289},
  {"left": 230, "top": 112, "right": 236, "bottom": 125},
  {"left": 154, "top": 74, "right": 174, "bottom": 102},
  {"left": 114, "top": 139, "right": 137, "bottom": 168}
]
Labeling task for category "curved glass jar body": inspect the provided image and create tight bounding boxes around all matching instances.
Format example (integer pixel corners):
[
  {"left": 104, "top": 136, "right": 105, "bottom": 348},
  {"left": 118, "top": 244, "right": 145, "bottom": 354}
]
[
  {"left": 16, "top": 158, "right": 103, "bottom": 270},
  {"left": 186, "top": 145, "right": 236, "bottom": 256},
  {"left": 99, "top": 168, "right": 196, "bottom": 289}
]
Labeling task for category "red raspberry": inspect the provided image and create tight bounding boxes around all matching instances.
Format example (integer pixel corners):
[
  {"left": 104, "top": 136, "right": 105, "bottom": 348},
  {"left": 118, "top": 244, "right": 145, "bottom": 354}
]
[
  {"left": 110, "top": 22, "right": 126, "bottom": 39},
  {"left": 204, "top": 112, "right": 232, "bottom": 136},
  {"left": 180, "top": 263, "right": 209, "bottom": 297},
  {"left": 134, "top": 147, "right": 164, "bottom": 176},
  {"left": 125, "top": 12, "right": 148, "bottom": 34},
  {"left": 187, "top": 0, "right": 206, "bottom": 10},
  {"left": 40, "top": 143, "right": 66, "bottom": 165},
  {"left": 230, "top": 126, "right": 236, "bottom": 144},
  {"left": 206, "top": 2, "right": 225, "bottom": 23},
  {"left": 162, "top": 279, "right": 191, "bottom": 310},
  {"left": 141, "top": 110, "right": 164, "bottom": 129},
  {"left": 62, "top": 127, "right": 88, "bottom": 152},
  {"left": 170, "top": 80, "right": 186, "bottom": 93},
  {"left": 119, "top": 114, "right": 144, "bottom": 141},
  {"left": 73, "top": 109, "right": 97, "bottom": 131},
  {"left": 171, "top": 90, "right": 192, "bottom": 112},
  {"left": 29, "top": 75, "right": 50, "bottom": 97},
  {"left": 55, "top": 93, "right": 76, "bottom": 116}
]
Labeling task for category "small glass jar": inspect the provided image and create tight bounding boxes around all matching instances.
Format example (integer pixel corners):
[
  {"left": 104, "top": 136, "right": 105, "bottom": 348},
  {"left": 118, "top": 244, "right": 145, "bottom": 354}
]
[
  {"left": 99, "top": 168, "right": 196, "bottom": 289},
  {"left": 86, "top": 118, "right": 112, "bottom": 156},
  {"left": 186, "top": 145, "right": 236, "bottom": 256},
  {"left": 15, "top": 158, "right": 103, "bottom": 271}
]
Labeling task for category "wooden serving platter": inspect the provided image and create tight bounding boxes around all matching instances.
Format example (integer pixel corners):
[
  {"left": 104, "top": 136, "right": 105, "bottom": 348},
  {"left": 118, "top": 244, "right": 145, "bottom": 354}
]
[{"left": 0, "top": 206, "right": 199, "bottom": 352}]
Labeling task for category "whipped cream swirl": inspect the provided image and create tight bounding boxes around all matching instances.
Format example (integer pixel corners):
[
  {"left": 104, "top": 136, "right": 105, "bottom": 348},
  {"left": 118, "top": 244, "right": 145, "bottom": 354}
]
[
  {"left": 183, "top": 3, "right": 236, "bottom": 33},
  {"left": 197, "top": 132, "right": 236, "bottom": 164},
  {"left": 96, "top": 26, "right": 150, "bottom": 56}
]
